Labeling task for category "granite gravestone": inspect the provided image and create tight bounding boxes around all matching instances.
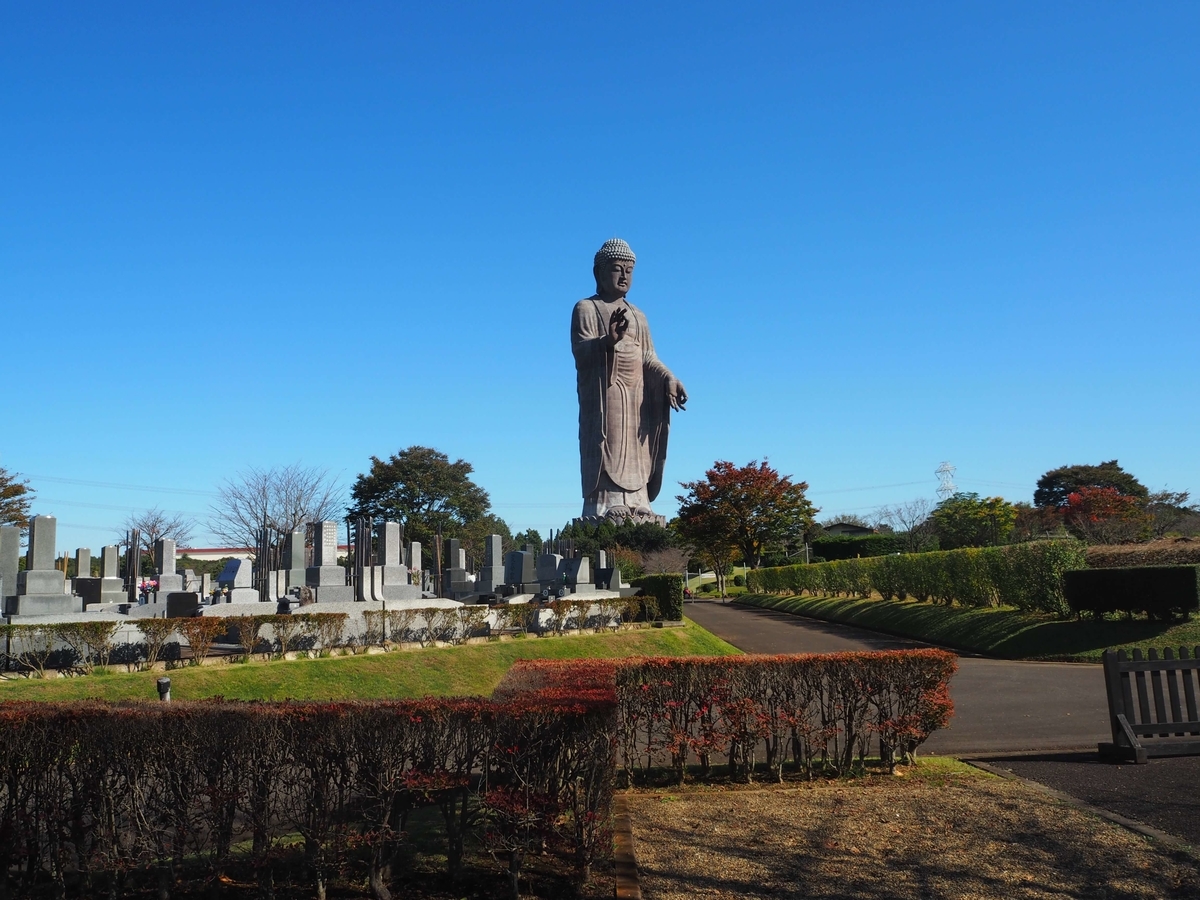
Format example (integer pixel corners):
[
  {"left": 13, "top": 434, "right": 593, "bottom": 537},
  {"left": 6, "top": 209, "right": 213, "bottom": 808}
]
[
  {"left": 306, "top": 521, "right": 352, "bottom": 602},
  {"left": 217, "top": 559, "right": 259, "bottom": 603},
  {"left": 284, "top": 529, "right": 307, "bottom": 590},
  {"left": 373, "top": 520, "right": 422, "bottom": 601},
  {"left": 154, "top": 539, "right": 184, "bottom": 598},
  {"left": 75, "top": 544, "right": 127, "bottom": 608},
  {"left": 571, "top": 239, "right": 687, "bottom": 525},
  {"left": 476, "top": 534, "right": 506, "bottom": 594},
  {"left": 0, "top": 525, "right": 20, "bottom": 614},
  {"left": 14, "top": 515, "right": 77, "bottom": 615}
]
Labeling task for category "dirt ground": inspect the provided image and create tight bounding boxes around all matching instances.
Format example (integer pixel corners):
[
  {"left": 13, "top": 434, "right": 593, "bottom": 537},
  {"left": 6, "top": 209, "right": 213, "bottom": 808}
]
[{"left": 625, "top": 764, "right": 1200, "bottom": 899}]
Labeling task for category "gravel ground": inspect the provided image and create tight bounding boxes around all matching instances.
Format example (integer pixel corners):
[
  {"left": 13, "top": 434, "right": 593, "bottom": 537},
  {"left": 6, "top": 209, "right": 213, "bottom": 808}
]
[
  {"left": 626, "top": 769, "right": 1200, "bottom": 899},
  {"left": 981, "top": 752, "right": 1200, "bottom": 848}
]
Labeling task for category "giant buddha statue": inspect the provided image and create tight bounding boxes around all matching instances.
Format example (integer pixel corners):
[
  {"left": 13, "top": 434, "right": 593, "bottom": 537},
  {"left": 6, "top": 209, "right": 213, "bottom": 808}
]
[{"left": 571, "top": 239, "right": 687, "bottom": 524}]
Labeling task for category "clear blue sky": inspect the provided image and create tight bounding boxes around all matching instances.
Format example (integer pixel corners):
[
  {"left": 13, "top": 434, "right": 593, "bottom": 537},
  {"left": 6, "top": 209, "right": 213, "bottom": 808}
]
[{"left": 2, "top": 2, "right": 1197, "bottom": 553}]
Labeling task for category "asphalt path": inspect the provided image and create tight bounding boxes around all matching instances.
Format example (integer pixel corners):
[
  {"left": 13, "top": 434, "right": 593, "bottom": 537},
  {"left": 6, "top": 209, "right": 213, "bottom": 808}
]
[
  {"left": 685, "top": 599, "right": 1110, "bottom": 755},
  {"left": 683, "top": 600, "right": 1200, "bottom": 847}
]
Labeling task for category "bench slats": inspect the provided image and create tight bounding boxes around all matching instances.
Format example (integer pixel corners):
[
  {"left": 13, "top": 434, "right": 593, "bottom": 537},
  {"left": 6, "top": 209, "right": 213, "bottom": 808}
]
[
  {"left": 1100, "top": 648, "right": 1200, "bottom": 763},
  {"left": 1133, "top": 649, "right": 1153, "bottom": 729},
  {"left": 1129, "top": 720, "right": 1200, "bottom": 735},
  {"left": 1149, "top": 648, "right": 1170, "bottom": 736},
  {"left": 1164, "top": 648, "right": 1185, "bottom": 736},
  {"left": 1113, "top": 658, "right": 1200, "bottom": 673},
  {"left": 1182, "top": 647, "right": 1199, "bottom": 724}
]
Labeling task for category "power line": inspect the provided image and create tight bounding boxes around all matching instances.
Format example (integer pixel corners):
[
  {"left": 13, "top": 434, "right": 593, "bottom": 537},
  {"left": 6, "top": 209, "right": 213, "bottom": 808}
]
[{"left": 27, "top": 474, "right": 219, "bottom": 497}]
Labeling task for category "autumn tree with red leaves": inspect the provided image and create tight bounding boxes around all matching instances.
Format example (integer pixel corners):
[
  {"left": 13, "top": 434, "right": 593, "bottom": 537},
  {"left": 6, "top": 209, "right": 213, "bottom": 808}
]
[
  {"left": 675, "top": 460, "right": 818, "bottom": 577},
  {"left": 1064, "top": 486, "right": 1151, "bottom": 544}
]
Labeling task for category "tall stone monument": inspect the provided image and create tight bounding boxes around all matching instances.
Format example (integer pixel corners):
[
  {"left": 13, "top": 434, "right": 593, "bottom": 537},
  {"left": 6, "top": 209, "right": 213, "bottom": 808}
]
[
  {"left": 571, "top": 238, "right": 687, "bottom": 524},
  {"left": 154, "top": 538, "right": 184, "bottom": 598},
  {"left": 306, "top": 521, "right": 352, "bottom": 602},
  {"left": 14, "top": 515, "right": 78, "bottom": 616},
  {"left": 0, "top": 525, "right": 20, "bottom": 614}
]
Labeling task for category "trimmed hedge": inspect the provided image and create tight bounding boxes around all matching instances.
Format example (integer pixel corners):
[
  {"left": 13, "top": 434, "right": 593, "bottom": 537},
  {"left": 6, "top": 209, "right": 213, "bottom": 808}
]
[
  {"left": 747, "top": 540, "right": 1087, "bottom": 615},
  {"left": 812, "top": 534, "right": 908, "bottom": 561},
  {"left": 1065, "top": 565, "right": 1200, "bottom": 620},
  {"left": 0, "top": 650, "right": 958, "bottom": 895},
  {"left": 632, "top": 573, "right": 685, "bottom": 621},
  {"left": 0, "top": 691, "right": 615, "bottom": 896},
  {"left": 501, "top": 650, "right": 957, "bottom": 782}
]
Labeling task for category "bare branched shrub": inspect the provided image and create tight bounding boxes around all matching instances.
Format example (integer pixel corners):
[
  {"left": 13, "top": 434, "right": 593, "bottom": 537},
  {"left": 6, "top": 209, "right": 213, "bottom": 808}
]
[
  {"left": 567, "top": 601, "right": 591, "bottom": 633},
  {"left": 271, "top": 615, "right": 303, "bottom": 656},
  {"left": 231, "top": 615, "right": 267, "bottom": 661},
  {"left": 385, "top": 607, "right": 419, "bottom": 645},
  {"left": 57, "top": 622, "right": 119, "bottom": 674},
  {"left": 137, "top": 618, "right": 176, "bottom": 668},
  {"left": 11, "top": 624, "right": 57, "bottom": 676},
  {"left": 426, "top": 608, "right": 459, "bottom": 644},
  {"left": 308, "top": 613, "right": 347, "bottom": 654},
  {"left": 176, "top": 618, "right": 226, "bottom": 666},
  {"left": 457, "top": 606, "right": 489, "bottom": 644},
  {"left": 547, "top": 598, "right": 572, "bottom": 636},
  {"left": 362, "top": 610, "right": 385, "bottom": 648}
]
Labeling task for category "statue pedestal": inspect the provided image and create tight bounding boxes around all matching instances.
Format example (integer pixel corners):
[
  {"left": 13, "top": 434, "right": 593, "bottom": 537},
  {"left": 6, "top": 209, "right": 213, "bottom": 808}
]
[{"left": 574, "top": 510, "right": 666, "bottom": 528}]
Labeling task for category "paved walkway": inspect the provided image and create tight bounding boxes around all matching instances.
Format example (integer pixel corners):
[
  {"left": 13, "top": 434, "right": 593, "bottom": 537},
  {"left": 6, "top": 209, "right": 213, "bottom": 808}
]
[
  {"left": 684, "top": 600, "right": 1200, "bottom": 848},
  {"left": 685, "top": 600, "right": 1110, "bottom": 755}
]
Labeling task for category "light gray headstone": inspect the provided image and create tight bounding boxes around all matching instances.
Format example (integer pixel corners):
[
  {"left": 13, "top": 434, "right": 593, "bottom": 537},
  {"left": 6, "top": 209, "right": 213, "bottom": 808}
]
[
  {"left": 378, "top": 521, "right": 401, "bottom": 567},
  {"left": 455, "top": 548, "right": 467, "bottom": 570},
  {"left": 407, "top": 541, "right": 421, "bottom": 574},
  {"left": 0, "top": 526, "right": 20, "bottom": 603},
  {"left": 26, "top": 515, "right": 56, "bottom": 572},
  {"left": 596, "top": 549, "right": 608, "bottom": 571},
  {"left": 74, "top": 548, "right": 91, "bottom": 580},
  {"left": 154, "top": 539, "right": 177, "bottom": 576},
  {"left": 314, "top": 521, "right": 338, "bottom": 566},
  {"left": 101, "top": 545, "right": 120, "bottom": 578}
]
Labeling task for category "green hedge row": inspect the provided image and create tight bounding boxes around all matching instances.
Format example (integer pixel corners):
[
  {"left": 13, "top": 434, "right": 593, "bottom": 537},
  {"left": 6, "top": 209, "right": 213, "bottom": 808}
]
[
  {"left": 1065, "top": 565, "right": 1200, "bottom": 620},
  {"left": 747, "top": 540, "right": 1087, "bottom": 615},
  {"left": 631, "top": 574, "right": 685, "bottom": 621},
  {"left": 811, "top": 534, "right": 909, "bottom": 561}
]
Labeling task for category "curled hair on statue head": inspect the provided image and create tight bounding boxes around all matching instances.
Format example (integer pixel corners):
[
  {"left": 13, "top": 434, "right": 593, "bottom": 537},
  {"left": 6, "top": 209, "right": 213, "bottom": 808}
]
[{"left": 593, "top": 238, "right": 636, "bottom": 269}]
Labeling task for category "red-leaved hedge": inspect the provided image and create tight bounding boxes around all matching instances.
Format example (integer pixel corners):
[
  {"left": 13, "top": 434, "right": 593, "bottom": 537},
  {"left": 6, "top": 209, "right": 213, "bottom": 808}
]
[
  {"left": 499, "top": 649, "right": 957, "bottom": 782},
  {"left": 0, "top": 693, "right": 615, "bottom": 899},
  {"left": 0, "top": 650, "right": 954, "bottom": 897}
]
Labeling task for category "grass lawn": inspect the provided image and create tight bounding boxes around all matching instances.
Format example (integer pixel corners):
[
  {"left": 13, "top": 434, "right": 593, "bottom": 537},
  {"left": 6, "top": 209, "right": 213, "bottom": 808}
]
[
  {"left": 739, "top": 593, "right": 1200, "bottom": 662},
  {"left": 0, "top": 619, "right": 739, "bottom": 702}
]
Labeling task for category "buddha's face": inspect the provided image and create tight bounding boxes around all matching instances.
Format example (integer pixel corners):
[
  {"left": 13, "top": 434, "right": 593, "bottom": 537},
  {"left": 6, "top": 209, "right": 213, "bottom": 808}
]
[{"left": 595, "top": 259, "right": 635, "bottom": 298}]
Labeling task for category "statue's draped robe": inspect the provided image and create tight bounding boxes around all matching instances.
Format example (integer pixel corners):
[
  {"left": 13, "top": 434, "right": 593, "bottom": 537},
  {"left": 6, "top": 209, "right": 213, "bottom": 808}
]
[{"left": 572, "top": 296, "right": 672, "bottom": 508}]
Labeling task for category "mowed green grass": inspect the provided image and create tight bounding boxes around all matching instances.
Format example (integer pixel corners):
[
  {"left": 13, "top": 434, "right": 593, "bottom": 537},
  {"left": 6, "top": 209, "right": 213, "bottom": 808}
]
[
  {"left": 0, "top": 620, "right": 739, "bottom": 702},
  {"left": 739, "top": 593, "right": 1200, "bottom": 662}
]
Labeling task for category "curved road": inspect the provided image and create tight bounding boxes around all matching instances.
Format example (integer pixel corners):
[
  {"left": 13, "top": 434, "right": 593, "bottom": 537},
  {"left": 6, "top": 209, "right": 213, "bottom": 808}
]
[{"left": 686, "top": 599, "right": 1110, "bottom": 755}]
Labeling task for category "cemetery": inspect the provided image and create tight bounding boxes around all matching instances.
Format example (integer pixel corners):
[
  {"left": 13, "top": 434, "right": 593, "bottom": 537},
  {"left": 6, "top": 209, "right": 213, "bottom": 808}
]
[{"left": 0, "top": 509, "right": 680, "bottom": 679}]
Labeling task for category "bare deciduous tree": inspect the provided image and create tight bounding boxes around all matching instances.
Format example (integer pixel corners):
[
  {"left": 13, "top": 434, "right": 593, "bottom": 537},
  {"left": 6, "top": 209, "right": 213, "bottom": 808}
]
[
  {"left": 208, "top": 463, "right": 344, "bottom": 554},
  {"left": 875, "top": 498, "right": 935, "bottom": 553},
  {"left": 120, "top": 507, "right": 196, "bottom": 551}
]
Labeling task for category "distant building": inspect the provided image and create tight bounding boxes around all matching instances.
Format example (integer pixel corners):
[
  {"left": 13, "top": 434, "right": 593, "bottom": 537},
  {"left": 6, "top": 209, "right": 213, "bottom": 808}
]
[
  {"left": 178, "top": 545, "right": 351, "bottom": 561},
  {"left": 822, "top": 523, "right": 875, "bottom": 538},
  {"left": 177, "top": 547, "right": 254, "bottom": 561}
]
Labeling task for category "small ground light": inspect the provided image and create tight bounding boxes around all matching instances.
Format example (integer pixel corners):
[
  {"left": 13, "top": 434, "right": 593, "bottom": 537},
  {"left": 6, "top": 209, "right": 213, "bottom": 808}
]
[{"left": 156, "top": 677, "right": 171, "bottom": 702}]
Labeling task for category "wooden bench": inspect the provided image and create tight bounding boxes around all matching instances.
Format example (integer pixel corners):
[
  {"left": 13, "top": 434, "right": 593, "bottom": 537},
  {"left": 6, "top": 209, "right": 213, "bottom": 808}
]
[{"left": 1100, "top": 647, "right": 1200, "bottom": 764}]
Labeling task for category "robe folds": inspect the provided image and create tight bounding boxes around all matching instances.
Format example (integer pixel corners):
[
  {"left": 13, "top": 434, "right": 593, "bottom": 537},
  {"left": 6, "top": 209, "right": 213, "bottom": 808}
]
[{"left": 571, "top": 295, "right": 673, "bottom": 505}]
